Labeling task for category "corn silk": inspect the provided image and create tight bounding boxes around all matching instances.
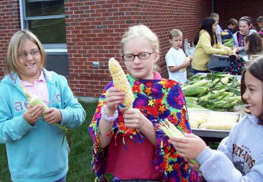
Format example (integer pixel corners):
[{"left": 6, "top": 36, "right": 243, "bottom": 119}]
[{"left": 89, "top": 74, "right": 201, "bottom": 182}]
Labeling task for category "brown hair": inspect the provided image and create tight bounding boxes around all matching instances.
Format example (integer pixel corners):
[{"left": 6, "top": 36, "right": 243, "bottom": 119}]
[
  {"left": 257, "top": 16, "right": 263, "bottom": 23},
  {"left": 241, "top": 56, "right": 263, "bottom": 124},
  {"left": 244, "top": 33, "right": 263, "bottom": 56},
  {"left": 227, "top": 18, "right": 238, "bottom": 26}
]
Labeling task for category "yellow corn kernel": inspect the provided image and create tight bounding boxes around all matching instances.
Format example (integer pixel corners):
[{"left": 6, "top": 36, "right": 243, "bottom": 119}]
[{"left": 108, "top": 57, "right": 134, "bottom": 108}]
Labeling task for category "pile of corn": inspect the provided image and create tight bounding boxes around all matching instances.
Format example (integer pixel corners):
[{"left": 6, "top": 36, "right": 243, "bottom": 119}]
[
  {"left": 188, "top": 111, "right": 239, "bottom": 130},
  {"left": 182, "top": 73, "right": 242, "bottom": 112}
]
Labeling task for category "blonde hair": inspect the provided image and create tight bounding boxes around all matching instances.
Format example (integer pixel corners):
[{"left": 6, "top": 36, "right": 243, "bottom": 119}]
[
  {"left": 169, "top": 29, "right": 183, "bottom": 40},
  {"left": 120, "top": 24, "right": 160, "bottom": 71},
  {"left": 121, "top": 24, "right": 159, "bottom": 54},
  {"left": 6, "top": 30, "right": 45, "bottom": 75}
]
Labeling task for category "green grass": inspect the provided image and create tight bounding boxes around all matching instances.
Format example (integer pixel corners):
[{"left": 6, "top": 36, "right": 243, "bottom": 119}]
[{"left": 0, "top": 101, "right": 98, "bottom": 182}]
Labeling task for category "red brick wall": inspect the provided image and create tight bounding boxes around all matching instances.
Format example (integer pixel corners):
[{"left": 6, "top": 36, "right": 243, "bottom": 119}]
[
  {"left": 65, "top": 0, "right": 212, "bottom": 98},
  {"left": 215, "top": 0, "right": 263, "bottom": 31},
  {"left": 0, "top": 0, "right": 212, "bottom": 98},
  {"left": 0, "top": 0, "right": 21, "bottom": 78}
]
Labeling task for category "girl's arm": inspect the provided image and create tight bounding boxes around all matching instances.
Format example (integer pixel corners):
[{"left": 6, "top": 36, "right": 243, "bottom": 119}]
[
  {"left": 98, "top": 105, "right": 117, "bottom": 148},
  {"left": 171, "top": 132, "right": 263, "bottom": 182},
  {"left": 199, "top": 32, "right": 228, "bottom": 55},
  {"left": 216, "top": 43, "right": 234, "bottom": 55},
  {"left": 98, "top": 87, "right": 125, "bottom": 148},
  {"left": 57, "top": 75, "right": 86, "bottom": 128},
  {"left": 197, "top": 147, "right": 263, "bottom": 182},
  {"left": 0, "top": 85, "right": 35, "bottom": 142}
]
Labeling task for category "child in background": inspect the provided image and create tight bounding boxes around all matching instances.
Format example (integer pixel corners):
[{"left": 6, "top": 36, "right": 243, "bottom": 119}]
[
  {"left": 192, "top": 17, "right": 233, "bottom": 74},
  {"left": 165, "top": 29, "right": 191, "bottom": 84},
  {"left": 89, "top": 24, "right": 200, "bottom": 182},
  {"left": 244, "top": 32, "right": 263, "bottom": 61},
  {"left": 228, "top": 33, "right": 263, "bottom": 75},
  {"left": 210, "top": 12, "right": 223, "bottom": 44},
  {"left": 256, "top": 16, "right": 263, "bottom": 30},
  {"left": 170, "top": 56, "right": 263, "bottom": 182},
  {"left": 233, "top": 16, "right": 257, "bottom": 56},
  {"left": 222, "top": 18, "right": 238, "bottom": 47},
  {"left": 259, "top": 28, "right": 263, "bottom": 45},
  {"left": 0, "top": 30, "right": 86, "bottom": 182}
]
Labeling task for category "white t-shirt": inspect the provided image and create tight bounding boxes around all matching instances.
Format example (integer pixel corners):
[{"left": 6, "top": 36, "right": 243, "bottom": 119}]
[{"left": 165, "top": 47, "right": 187, "bottom": 84}]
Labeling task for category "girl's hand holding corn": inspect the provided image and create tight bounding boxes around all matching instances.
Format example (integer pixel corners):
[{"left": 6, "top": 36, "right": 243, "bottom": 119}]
[
  {"left": 43, "top": 108, "right": 62, "bottom": 124},
  {"left": 169, "top": 133, "right": 207, "bottom": 160},
  {"left": 105, "top": 87, "right": 125, "bottom": 115},
  {"left": 23, "top": 105, "right": 44, "bottom": 125}
]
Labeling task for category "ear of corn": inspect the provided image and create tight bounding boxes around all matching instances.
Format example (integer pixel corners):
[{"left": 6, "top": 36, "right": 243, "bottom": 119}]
[
  {"left": 108, "top": 57, "right": 134, "bottom": 108},
  {"left": 21, "top": 85, "right": 69, "bottom": 133},
  {"left": 159, "top": 120, "right": 199, "bottom": 165}
]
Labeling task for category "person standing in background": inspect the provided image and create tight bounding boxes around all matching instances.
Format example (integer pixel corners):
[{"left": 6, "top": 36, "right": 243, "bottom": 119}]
[
  {"left": 210, "top": 13, "right": 223, "bottom": 44},
  {"left": 244, "top": 33, "right": 263, "bottom": 61},
  {"left": 259, "top": 28, "right": 263, "bottom": 45},
  {"left": 165, "top": 29, "right": 191, "bottom": 84},
  {"left": 233, "top": 16, "right": 257, "bottom": 56},
  {"left": 222, "top": 18, "right": 238, "bottom": 47},
  {"left": 191, "top": 17, "right": 233, "bottom": 74},
  {"left": 256, "top": 16, "right": 263, "bottom": 30}
]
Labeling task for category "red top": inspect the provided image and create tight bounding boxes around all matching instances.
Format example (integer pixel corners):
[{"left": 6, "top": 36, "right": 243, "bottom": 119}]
[{"left": 106, "top": 134, "right": 161, "bottom": 180}]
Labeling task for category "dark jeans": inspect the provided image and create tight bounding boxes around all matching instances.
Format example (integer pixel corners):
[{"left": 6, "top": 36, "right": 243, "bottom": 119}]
[{"left": 192, "top": 68, "right": 209, "bottom": 74}]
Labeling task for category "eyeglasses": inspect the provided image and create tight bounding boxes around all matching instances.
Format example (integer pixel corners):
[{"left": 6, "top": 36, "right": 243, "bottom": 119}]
[
  {"left": 122, "top": 52, "right": 154, "bottom": 61},
  {"left": 18, "top": 49, "right": 40, "bottom": 58}
]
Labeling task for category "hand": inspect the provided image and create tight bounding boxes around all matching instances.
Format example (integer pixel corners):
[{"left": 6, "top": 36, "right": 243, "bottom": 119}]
[
  {"left": 232, "top": 47, "right": 238, "bottom": 55},
  {"left": 105, "top": 87, "right": 125, "bottom": 114},
  {"left": 185, "top": 56, "right": 192, "bottom": 66},
  {"left": 169, "top": 133, "right": 207, "bottom": 159},
  {"left": 235, "top": 47, "right": 242, "bottom": 53},
  {"left": 42, "top": 108, "right": 62, "bottom": 124},
  {"left": 23, "top": 105, "right": 44, "bottom": 125},
  {"left": 123, "top": 108, "right": 146, "bottom": 130}
]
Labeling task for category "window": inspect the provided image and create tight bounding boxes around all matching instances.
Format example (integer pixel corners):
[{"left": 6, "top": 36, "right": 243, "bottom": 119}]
[{"left": 20, "top": 0, "right": 66, "bottom": 51}]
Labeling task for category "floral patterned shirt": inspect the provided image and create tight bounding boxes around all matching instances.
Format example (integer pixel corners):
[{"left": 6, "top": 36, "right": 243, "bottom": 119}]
[{"left": 89, "top": 74, "right": 201, "bottom": 182}]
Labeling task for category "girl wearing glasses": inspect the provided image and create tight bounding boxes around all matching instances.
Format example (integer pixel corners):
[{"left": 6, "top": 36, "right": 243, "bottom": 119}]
[
  {"left": 0, "top": 30, "right": 86, "bottom": 182},
  {"left": 89, "top": 25, "right": 200, "bottom": 182}
]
